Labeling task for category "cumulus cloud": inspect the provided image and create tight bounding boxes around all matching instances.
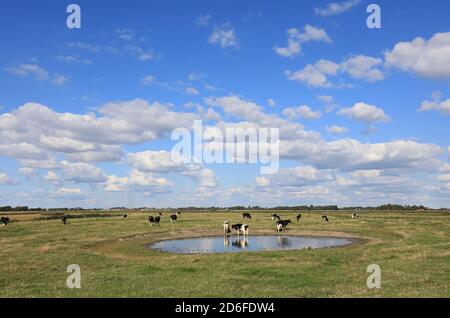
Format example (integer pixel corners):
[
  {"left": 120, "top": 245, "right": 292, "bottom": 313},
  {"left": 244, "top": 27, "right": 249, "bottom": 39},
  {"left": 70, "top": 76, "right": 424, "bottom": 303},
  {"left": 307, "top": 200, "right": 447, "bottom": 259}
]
[
  {"left": 338, "top": 102, "right": 390, "bottom": 123},
  {"left": 0, "top": 172, "right": 17, "bottom": 185},
  {"left": 326, "top": 125, "right": 348, "bottom": 134},
  {"left": 186, "top": 87, "right": 200, "bottom": 95},
  {"left": 418, "top": 92, "right": 450, "bottom": 115},
  {"left": 286, "top": 55, "right": 384, "bottom": 87},
  {"left": 315, "top": 0, "right": 361, "bottom": 16},
  {"left": 141, "top": 75, "right": 155, "bottom": 86},
  {"left": 105, "top": 169, "right": 173, "bottom": 192},
  {"left": 283, "top": 105, "right": 322, "bottom": 120},
  {"left": 285, "top": 59, "right": 340, "bottom": 87},
  {"left": 274, "top": 25, "right": 332, "bottom": 58},
  {"left": 128, "top": 151, "right": 218, "bottom": 188},
  {"left": 60, "top": 161, "right": 107, "bottom": 183},
  {"left": 384, "top": 32, "right": 450, "bottom": 79},
  {"left": 0, "top": 100, "right": 198, "bottom": 163},
  {"left": 209, "top": 23, "right": 239, "bottom": 49}
]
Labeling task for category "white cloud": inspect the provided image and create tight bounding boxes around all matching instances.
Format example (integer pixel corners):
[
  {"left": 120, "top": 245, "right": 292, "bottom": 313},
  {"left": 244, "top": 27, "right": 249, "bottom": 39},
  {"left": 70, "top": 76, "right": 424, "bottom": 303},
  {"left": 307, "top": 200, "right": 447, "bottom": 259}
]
[
  {"left": 196, "top": 14, "right": 211, "bottom": 27},
  {"left": 209, "top": 23, "right": 239, "bottom": 49},
  {"left": 43, "top": 171, "right": 61, "bottom": 183},
  {"left": 128, "top": 151, "right": 218, "bottom": 188},
  {"left": 285, "top": 59, "right": 339, "bottom": 87},
  {"left": 56, "top": 55, "right": 92, "bottom": 64},
  {"left": 286, "top": 55, "right": 384, "bottom": 87},
  {"left": 141, "top": 75, "right": 155, "bottom": 86},
  {"left": 105, "top": 169, "right": 172, "bottom": 192},
  {"left": 326, "top": 125, "right": 348, "bottom": 133},
  {"left": 0, "top": 172, "right": 17, "bottom": 185},
  {"left": 267, "top": 99, "right": 276, "bottom": 107},
  {"left": 6, "top": 64, "right": 68, "bottom": 86},
  {"left": 315, "top": 0, "right": 361, "bottom": 16},
  {"left": 340, "top": 55, "right": 384, "bottom": 82},
  {"left": 115, "top": 29, "right": 135, "bottom": 41},
  {"left": 274, "top": 25, "right": 332, "bottom": 58},
  {"left": 60, "top": 161, "right": 107, "bottom": 183},
  {"left": 55, "top": 187, "right": 83, "bottom": 197},
  {"left": 384, "top": 32, "right": 450, "bottom": 79},
  {"left": 418, "top": 94, "right": 450, "bottom": 116},
  {"left": 283, "top": 105, "right": 322, "bottom": 120},
  {"left": 186, "top": 87, "right": 200, "bottom": 95},
  {"left": 337, "top": 102, "right": 390, "bottom": 123}
]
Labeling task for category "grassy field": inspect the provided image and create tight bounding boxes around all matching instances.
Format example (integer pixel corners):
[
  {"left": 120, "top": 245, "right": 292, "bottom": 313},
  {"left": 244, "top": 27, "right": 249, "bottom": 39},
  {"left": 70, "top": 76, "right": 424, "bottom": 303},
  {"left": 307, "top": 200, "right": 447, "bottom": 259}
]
[{"left": 0, "top": 210, "right": 449, "bottom": 297}]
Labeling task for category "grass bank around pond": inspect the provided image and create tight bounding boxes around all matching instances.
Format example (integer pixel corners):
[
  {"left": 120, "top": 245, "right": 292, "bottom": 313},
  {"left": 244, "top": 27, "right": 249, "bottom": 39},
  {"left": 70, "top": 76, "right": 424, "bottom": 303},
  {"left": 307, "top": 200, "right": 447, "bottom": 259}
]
[{"left": 0, "top": 210, "right": 449, "bottom": 297}]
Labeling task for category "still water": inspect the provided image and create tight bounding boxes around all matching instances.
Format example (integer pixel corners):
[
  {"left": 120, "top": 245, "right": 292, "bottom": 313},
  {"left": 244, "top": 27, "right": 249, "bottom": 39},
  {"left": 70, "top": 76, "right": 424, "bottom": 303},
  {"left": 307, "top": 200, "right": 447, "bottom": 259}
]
[{"left": 150, "top": 235, "right": 354, "bottom": 254}]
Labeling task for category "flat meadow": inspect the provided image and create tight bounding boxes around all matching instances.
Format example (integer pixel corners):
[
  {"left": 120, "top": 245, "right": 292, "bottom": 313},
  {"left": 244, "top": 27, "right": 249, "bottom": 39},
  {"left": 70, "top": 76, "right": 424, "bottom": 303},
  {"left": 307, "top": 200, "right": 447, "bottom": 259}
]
[{"left": 0, "top": 210, "right": 449, "bottom": 297}]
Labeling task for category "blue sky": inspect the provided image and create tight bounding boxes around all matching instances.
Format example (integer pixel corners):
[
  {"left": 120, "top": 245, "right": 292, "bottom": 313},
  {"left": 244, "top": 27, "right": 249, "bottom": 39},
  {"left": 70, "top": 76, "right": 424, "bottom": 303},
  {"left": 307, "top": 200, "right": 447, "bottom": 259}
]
[{"left": 0, "top": 0, "right": 449, "bottom": 208}]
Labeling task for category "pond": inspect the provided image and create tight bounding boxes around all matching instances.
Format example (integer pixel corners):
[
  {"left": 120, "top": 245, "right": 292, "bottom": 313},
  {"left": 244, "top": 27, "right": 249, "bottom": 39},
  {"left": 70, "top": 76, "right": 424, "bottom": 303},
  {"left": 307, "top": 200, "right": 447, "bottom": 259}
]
[{"left": 149, "top": 235, "right": 355, "bottom": 254}]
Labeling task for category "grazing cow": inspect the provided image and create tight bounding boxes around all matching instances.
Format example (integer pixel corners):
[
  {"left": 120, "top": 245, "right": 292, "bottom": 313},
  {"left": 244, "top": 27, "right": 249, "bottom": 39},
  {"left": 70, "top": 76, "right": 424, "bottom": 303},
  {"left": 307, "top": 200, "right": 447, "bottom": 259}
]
[
  {"left": 242, "top": 212, "right": 252, "bottom": 220},
  {"left": 149, "top": 216, "right": 161, "bottom": 226},
  {"left": 1, "top": 217, "right": 10, "bottom": 226},
  {"left": 123, "top": 213, "right": 128, "bottom": 218},
  {"left": 158, "top": 212, "right": 163, "bottom": 216},
  {"left": 271, "top": 214, "right": 281, "bottom": 221},
  {"left": 61, "top": 216, "right": 68, "bottom": 225},
  {"left": 322, "top": 215, "right": 329, "bottom": 223},
  {"left": 351, "top": 213, "right": 360, "bottom": 219},
  {"left": 296, "top": 214, "right": 302, "bottom": 222},
  {"left": 223, "top": 220, "right": 231, "bottom": 234},
  {"left": 276, "top": 220, "right": 292, "bottom": 232},
  {"left": 177, "top": 212, "right": 182, "bottom": 216},
  {"left": 170, "top": 214, "right": 177, "bottom": 223}
]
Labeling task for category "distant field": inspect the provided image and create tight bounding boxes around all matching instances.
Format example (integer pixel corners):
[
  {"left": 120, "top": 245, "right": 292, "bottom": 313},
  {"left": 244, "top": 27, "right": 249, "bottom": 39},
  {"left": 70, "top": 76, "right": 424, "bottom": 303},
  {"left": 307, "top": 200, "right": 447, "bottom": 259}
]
[{"left": 0, "top": 210, "right": 449, "bottom": 297}]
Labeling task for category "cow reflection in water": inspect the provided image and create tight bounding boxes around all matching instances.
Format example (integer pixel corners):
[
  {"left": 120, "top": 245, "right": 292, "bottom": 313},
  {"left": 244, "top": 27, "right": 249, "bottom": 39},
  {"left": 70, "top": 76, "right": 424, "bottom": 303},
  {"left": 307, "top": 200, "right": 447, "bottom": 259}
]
[
  {"left": 223, "top": 236, "right": 248, "bottom": 249},
  {"left": 276, "top": 236, "right": 292, "bottom": 247}
]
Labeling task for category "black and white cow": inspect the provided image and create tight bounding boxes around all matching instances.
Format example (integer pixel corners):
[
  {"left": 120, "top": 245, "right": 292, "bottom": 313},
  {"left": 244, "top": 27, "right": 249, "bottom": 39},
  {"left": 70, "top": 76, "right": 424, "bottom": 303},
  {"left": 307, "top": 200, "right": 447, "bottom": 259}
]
[
  {"left": 296, "top": 214, "right": 302, "bottom": 222},
  {"left": 61, "top": 216, "right": 68, "bottom": 225},
  {"left": 242, "top": 212, "right": 252, "bottom": 220},
  {"left": 231, "top": 223, "right": 249, "bottom": 236},
  {"left": 322, "top": 215, "right": 329, "bottom": 223},
  {"left": 170, "top": 214, "right": 178, "bottom": 223},
  {"left": 149, "top": 216, "right": 161, "bottom": 226},
  {"left": 223, "top": 220, "right": 231, "bottom": 234},
  {"left": 276, "top": 219, "right": 292, "bottom": 232},
  {"left": 177, "top": 211, "right": 182, "bottom": 216},
  {"left": 271, "top": 214, "right": 281, "bottom": 221},
  {"left": 123, "top": 213, "right": 128, "bottom": 219},
  {"left": 1, "top": 217, "right": 10, "bottom": 226},
  {"left": 351, "top": 213, "right": 360, "bottom": 219}
]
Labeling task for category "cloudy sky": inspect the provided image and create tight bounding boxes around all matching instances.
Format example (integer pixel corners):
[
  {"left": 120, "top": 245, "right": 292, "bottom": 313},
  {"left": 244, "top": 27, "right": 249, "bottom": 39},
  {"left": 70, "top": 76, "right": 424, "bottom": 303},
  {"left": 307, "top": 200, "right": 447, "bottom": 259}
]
[{"left": 0, "top": 0, "right": 449, "bottom": 208}]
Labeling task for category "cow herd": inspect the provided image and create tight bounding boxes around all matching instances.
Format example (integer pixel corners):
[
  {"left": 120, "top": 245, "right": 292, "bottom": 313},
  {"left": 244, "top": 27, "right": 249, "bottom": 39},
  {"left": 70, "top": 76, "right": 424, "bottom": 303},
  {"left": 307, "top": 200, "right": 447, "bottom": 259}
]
[{"left": 0, "top": 211, "right": 361, "bottom": 233}]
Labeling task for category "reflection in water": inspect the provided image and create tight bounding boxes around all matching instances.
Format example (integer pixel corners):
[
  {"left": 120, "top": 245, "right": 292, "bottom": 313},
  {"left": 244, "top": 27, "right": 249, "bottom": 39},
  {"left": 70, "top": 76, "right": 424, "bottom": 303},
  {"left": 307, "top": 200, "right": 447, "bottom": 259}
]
[
  {"left": 276, "top": 236, "right": 292, "bottom": 247},
  {"left": 231, "top": 237, "right": 248, "bottom": 249},
  {"left": 151, "top": 235, "right": 355, "bottom": 254},
  {"left": 223, "top": 235, "right": 229, "bottom": 247}
]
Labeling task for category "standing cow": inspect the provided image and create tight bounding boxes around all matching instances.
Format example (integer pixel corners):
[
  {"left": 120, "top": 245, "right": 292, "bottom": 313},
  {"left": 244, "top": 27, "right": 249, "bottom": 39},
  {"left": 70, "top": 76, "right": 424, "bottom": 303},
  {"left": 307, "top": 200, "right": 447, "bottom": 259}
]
[
  {"left": 223, "top": 220, "right": 231, "bottom": 234},
  {"left": 242, "top": 212, "right": 252, "bottom": 220},
  {"left": 1, "top": 217, "right": 10, "bottom": 226}
]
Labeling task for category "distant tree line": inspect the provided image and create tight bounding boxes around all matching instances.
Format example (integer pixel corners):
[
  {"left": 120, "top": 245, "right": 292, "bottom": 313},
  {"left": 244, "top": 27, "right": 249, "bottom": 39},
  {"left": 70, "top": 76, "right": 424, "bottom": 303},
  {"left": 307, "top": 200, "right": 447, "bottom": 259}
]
[{"left": 0, "top": 204, "right": 442, "bottom": 212}]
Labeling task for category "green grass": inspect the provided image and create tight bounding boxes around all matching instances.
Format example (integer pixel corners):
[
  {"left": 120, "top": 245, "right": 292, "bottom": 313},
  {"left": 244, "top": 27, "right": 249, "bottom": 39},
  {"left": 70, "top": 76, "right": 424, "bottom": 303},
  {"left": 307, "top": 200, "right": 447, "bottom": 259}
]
[{"left": 0, "top": 210, "right": 449, "bottom": 297}]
